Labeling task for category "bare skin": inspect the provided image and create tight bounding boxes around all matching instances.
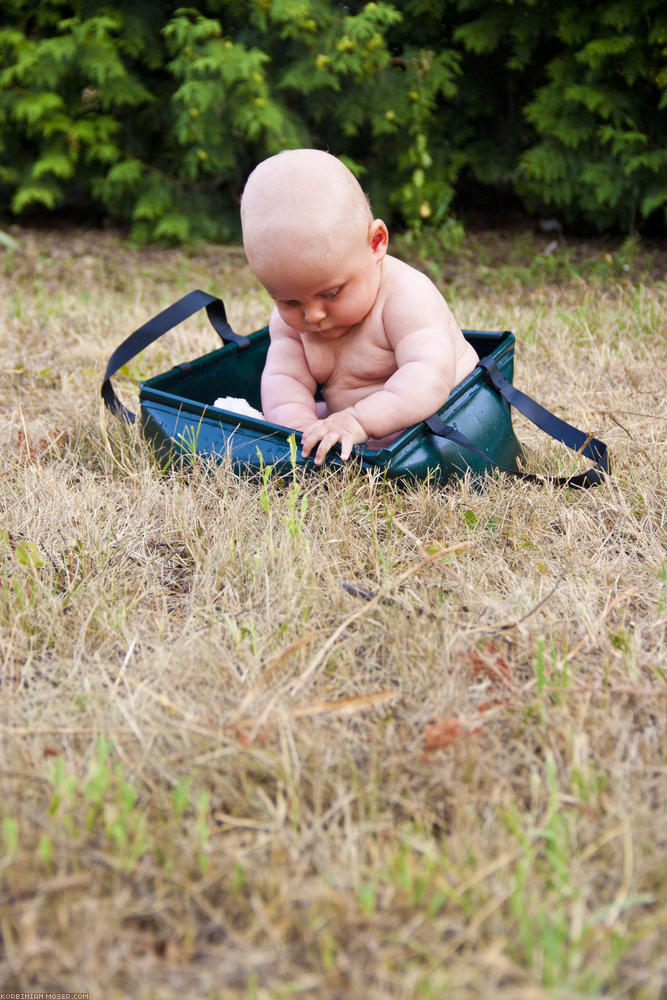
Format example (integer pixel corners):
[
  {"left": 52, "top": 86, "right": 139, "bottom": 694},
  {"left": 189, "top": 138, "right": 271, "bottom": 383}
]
[{"left": 241, "top": 149, "right": 479, "bottom": 465}]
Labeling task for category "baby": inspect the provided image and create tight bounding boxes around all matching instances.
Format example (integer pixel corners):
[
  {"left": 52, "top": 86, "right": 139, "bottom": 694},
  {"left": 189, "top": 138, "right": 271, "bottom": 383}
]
[{"left": 241, "top": 148, "right": 478, "bottom": 465}]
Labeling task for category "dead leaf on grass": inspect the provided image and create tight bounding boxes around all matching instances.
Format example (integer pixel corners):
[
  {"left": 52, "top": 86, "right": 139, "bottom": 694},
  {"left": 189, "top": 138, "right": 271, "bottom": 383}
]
[
  {"left": 465, "top": 642, "right": 515, "bottom": 687},
  {"left": 424, "top": 715, "right": 464, "bottom": 751},
  {"left": 422, "top": 714, "right": 484, "bottom": 761}
]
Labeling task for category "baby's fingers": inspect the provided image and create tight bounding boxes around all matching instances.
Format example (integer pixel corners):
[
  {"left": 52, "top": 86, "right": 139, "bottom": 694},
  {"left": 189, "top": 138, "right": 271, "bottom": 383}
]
[
  {"left": 314, "top": 431, "right": 342, "bottom": 466},
  {"left": 313, "top": 431, "right": 357, "bottom": 465},
  {"left": 300, "top": 423, "right": 323, "bottom": 459},
  {"left": 301, "top": 418, "right": 359, "bottom": 465},
  {"left": 338, "top": 435, "right": 355, "bottom": 462}
]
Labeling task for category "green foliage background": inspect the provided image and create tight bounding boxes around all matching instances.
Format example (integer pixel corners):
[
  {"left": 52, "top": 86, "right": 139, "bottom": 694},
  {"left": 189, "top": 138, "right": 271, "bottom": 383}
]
[{"left": 1, "top": 0, "right": 665, "bottom": 241}]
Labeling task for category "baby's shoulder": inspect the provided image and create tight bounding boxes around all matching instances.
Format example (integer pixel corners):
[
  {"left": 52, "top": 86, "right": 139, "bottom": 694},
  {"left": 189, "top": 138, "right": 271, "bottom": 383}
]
[
  {"left": 381, "top": 254, "right": 442, "bottom": 300},
  {"left": 378, "top": 254, "right": 458, "bottom": 346}
]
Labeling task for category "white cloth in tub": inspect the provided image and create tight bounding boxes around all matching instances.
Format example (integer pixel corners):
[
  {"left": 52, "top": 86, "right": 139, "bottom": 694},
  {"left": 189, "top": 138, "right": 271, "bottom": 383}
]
[{"left": 213, "top": 396, "right": 265, "bottom": 421}]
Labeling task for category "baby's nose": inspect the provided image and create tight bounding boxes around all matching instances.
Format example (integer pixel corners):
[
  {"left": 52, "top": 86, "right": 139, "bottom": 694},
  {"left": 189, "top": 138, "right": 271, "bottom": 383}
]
[{"left": 303, "top": 301, "right": 327, "bottom": 324}]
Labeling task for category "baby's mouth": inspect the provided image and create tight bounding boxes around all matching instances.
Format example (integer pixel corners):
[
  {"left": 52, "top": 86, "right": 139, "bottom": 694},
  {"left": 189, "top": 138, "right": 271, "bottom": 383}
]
[{"left": 305, "top": 321, "right": 347, "bottom": 337}]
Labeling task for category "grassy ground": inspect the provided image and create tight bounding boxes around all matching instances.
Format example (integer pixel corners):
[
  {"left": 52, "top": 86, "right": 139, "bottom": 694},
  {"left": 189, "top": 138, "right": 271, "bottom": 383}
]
[{"left": 0, "top": 225, "right": 665, "bottom": 999}]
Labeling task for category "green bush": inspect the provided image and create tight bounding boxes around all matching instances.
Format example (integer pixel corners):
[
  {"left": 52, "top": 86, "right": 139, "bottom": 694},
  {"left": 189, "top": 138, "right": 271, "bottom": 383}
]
[
  {"left": 439, "top": 0, "right": 667, "bottom": 233},
  {"left": 0, "top": 1, "right": 664, "bottom": 240},
  {"left": 514, "top": 1, "right": 667, "bottom": 231}
]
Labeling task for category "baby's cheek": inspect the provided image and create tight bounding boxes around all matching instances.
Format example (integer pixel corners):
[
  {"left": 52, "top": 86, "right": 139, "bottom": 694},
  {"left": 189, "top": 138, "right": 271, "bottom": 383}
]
[{"left": 278, "top": 306, "right": 300, "bottom": 328}]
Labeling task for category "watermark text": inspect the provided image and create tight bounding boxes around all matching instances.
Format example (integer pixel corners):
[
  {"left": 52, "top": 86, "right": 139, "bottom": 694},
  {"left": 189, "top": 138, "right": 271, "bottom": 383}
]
[{"left": 0, "top": 994, "right": 89, "bottom": 999}]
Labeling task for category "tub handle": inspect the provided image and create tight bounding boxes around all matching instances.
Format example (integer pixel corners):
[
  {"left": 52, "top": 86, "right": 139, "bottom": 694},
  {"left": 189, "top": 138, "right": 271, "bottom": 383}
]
[
  {"left": 425, "top": 355, "right": 610, "bottom": 489},
  {"left": 102, "top": 289, "right": 248, "bottom": 424}
]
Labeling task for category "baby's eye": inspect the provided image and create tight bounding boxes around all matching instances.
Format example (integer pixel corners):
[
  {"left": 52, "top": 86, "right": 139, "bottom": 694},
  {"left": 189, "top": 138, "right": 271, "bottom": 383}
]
[{"left": 322, "top": 288, "right": 341, "bottom": 301}]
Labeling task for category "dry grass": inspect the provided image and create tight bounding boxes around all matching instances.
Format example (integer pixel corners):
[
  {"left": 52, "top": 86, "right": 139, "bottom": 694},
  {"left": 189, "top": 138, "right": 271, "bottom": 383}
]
[{"left": 0, "top": 226, "right": 665, "bottom": 999}]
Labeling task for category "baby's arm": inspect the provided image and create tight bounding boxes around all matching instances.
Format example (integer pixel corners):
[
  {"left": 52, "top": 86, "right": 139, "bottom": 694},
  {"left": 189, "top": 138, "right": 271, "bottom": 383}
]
[
  {"left": 358, "top": 272, "right": 469, "bottom": 437},
  {"left": 260, "top": 310, "right": 318, "bottom": 429}
]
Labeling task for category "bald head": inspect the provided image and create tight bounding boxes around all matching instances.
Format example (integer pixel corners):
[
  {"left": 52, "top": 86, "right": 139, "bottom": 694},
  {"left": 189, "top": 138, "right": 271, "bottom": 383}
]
[{"left": 241, "top": 149, "right": 373, "bottom": 277}]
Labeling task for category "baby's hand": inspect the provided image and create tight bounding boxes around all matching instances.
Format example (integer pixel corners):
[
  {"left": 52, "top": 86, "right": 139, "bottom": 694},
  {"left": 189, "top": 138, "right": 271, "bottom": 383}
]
[{"left": 300, "top": 409, "right": 367, "bottom": 465}]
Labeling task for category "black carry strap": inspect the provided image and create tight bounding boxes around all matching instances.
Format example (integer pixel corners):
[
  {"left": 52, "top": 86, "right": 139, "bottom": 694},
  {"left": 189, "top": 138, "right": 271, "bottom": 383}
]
[
  {"left": 425, "top": 355, "right": 610, "bottom": 489},
  {"left": 101, "top": 289, "right": 249, "bottom": 424}
]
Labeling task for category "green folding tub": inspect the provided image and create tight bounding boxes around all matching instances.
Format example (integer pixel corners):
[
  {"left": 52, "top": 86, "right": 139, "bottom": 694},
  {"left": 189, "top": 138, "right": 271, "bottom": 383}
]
[
  {"left": 103, "top": 290, "right": 609, "bottom": 488},
  {"left": 139, "top": 326, "right": 520, "bottom": 482}
]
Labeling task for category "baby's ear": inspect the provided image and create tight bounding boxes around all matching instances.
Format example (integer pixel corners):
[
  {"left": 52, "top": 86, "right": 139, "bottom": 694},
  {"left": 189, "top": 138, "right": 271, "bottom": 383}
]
[{"left": 369, "top": 219, "right": 389, "bottom": 258}]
